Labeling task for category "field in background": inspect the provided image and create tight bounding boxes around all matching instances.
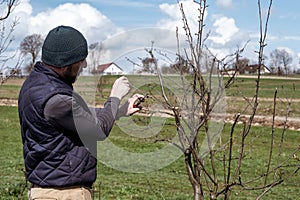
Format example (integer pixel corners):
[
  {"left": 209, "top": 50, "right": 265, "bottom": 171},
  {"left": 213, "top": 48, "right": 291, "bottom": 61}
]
[
  {"left": 2, "top": 74, "right": 300, "bottom": 98},
  {"left": 0, "top": 75, "right": 300, "bottom": 199},
  {"left": 2, "top": 75, "right": 300, "bottom": 122}
]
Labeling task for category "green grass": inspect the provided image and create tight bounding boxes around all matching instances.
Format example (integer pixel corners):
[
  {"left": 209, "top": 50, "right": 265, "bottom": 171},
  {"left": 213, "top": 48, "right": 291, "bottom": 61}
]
[
  {"left": 225, "top": 76, "right": 300, "bottom": 99},
  {"left": 1, "top": 76, "right": 300, "bottom": 122},
  {"left": 1, "top": 75, "right": 299, "bottom": 199},
  {"left": 2, "top": 75, "right": 300, "bottom": 100},
  {"left": 0, "top": 85, "right": 21, "bottom": 99},
  {"left": 226, "top": 98, "right": 300, "bottom": 117},
  {"left": 0, "top": 106, "right": 26, "bottom": 199},
  {"left": 0, "top": 106, "right": 299, "bottom": 199}
]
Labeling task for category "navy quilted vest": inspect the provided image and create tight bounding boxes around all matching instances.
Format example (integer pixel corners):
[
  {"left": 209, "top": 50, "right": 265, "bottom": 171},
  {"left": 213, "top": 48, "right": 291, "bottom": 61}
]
[{"left": 18, "top": 62, "right": 96, "bottom": 187}]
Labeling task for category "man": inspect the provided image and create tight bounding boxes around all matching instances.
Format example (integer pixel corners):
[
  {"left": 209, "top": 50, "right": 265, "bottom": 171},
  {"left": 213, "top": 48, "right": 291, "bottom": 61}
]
[{"left": 18, "top": 25, "right": 142, "bottom": 199}]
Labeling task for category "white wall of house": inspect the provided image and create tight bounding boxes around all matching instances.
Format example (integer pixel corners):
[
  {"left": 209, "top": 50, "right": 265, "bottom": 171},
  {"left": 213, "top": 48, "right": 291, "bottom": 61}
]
[{"left": 103, "top": 63, "right": 123, "bottom": 75}]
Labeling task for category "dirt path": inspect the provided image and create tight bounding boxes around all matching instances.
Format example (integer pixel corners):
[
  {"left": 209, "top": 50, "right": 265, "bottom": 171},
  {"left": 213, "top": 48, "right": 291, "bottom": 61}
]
[
  {"left": 226, "top": 96, "right": 300, "bottom": 103},
  {"left": 0, "top": 98, "right": 18, "bottom": 106},
  {"left": 2, "top": 98, "right": 299, "bottom": 130},
  {"left": 225, "top": 114, "right": 300, "bottom": 131}
]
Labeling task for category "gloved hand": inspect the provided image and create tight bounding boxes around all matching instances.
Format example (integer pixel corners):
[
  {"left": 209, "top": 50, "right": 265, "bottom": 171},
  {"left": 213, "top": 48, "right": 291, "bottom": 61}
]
[
  {"left": 110, "top": 76, "right": 130, "bottom": 100},
  {"left": 126, "top": 94, "right": 144, "bottom": 115},
  {"left": 116, "top": 94, "right": 144, "bottom": 119}
]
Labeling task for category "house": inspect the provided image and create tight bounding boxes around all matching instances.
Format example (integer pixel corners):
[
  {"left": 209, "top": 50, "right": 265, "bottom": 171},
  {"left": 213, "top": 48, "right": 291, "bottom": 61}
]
[
  {"left": 95, "top": 63, "right": 124, "bottom": 75},
  {"left": 220, "top": 69, "right": 239, "bottom": 76},
  {"left": 220, "top": 64, "right": 270, "bottom": 76},
  {"left": 239, "top": 64, "right": 270, "bottom": 74}
]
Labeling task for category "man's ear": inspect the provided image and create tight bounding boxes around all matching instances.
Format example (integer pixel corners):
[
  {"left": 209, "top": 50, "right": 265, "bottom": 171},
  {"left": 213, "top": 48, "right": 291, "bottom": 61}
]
[{"left": 61, "top": 65, "right": 72, "bottom": 73}]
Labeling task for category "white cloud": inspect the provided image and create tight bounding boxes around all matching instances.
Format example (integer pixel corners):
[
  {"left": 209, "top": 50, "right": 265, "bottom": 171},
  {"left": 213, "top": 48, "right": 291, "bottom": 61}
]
[
  {"left": 156, "top": 1, "right": 253, "bottom": 61},
  {"left": 209, "top": 16, "right": 239, "bottom": 45},
  {"left": 297, "top": 53, "right": 300, "bottom": 68},
  {"left": 99, "top": 28, "right": 186, "bottom": 64},
  {"left": 0, "top": 0, "right": 30, "bottom": 17},
  {"left": 276, "top": 47, "right": 295, "bottom": 57},
  {"left": 208, "top": 48, "right": 231, "bottom": 60},
  {"left": 1, "top": 0, "right": 32, "bottom": 52},
  {"left": 29, "top": 3, "right": 121, "bottom": 43},
  {"left": 216, "top": 0, "right": 233, "bottom": 8},
  {"left": 283, "top": 36, "right": 300, "bottom": 41},
  {"left": 93, "top": 0, "right": 153, "bottom": 8},
  {"left": 1, "top": 1, "right": 124, "bottom": 71},
  {"left": 14, "top": 0, "right": 32, "bottom": 15},
  {"left": 6, "top": 1, "right": 121, "bottom": 51},
  {"left": 157, "top": 0, "right": 204, "bottom": 35}
]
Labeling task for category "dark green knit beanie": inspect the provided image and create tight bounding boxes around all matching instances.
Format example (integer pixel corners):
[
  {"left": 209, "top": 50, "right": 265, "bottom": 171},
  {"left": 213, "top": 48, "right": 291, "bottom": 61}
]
[{"left": 42, "top": 25, "right": 88, "bottom": 68}]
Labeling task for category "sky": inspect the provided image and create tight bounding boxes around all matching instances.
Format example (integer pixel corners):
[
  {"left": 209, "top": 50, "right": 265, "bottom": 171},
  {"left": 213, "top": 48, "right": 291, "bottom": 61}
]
[{"left": 2, "top": 0, "right": 300, "bottom": 71}]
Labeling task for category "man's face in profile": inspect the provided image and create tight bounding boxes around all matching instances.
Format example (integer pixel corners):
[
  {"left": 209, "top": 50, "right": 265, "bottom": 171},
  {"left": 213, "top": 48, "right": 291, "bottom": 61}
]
[{"left": 63, "top": 59, "right": 87, "bottom": 84}]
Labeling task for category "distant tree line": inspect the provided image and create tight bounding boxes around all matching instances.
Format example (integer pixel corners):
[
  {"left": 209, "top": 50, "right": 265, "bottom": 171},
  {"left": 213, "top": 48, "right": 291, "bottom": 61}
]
[
  {"left": 7, "top": 34, "right": 300, "bottom": 77},
  {"left": 0, "top": 0, "right": 298, "bottom": 80}
]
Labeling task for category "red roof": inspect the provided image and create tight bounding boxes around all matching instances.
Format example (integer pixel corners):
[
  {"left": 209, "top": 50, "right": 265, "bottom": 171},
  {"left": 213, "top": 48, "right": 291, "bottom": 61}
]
[{"left": 97, "top": 63, "right": 113, "bottom": 73}]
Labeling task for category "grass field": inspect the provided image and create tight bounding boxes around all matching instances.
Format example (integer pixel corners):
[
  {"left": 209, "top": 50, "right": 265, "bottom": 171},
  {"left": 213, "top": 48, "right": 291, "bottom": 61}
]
[
  {"left": 0, "top": 75, "right": 299, "bottom": 199},
  {"left": 0, "top": 105, "right": 299, "bottom": 199},
  {"left": 2, "top": 75, "right": 300, "bottom": 99},
  {"left": 3, "top": 75, "right": 300, "bottom": 118},
  {"left": 224, "top": 76, "right": 300, "bottom": 98}
]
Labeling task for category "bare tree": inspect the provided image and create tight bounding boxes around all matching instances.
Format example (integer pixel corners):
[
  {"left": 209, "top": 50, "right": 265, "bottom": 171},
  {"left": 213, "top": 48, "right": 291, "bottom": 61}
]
[
  {"left": 0, "top": 0, "right": 20, "bottom": 84},
  {"left": 233, "top": 58, "right": 249, "bottom": 74},
  {"left": 138, "top": 41, "right": 158, "bottom": 74},
  {"left": 20, "top": 34, "right": 43, "bottom": 73},
  {"left": 140, "top": 57, "right": 157, "bottom": 74},
  {"left": 147, "top": 0, "right": 299, "bottom": 199},
  {"left": 270, "top": 48, "right": 293, "bottom": 75},
  {"left": 169, "top": 57, "right": 190, "bottom": 74},
  {"left": 88, "top": 42, "right": 104, "bottom": 74}
]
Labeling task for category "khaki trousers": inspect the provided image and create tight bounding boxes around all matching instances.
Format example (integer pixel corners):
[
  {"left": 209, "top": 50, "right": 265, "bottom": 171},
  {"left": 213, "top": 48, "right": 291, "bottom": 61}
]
[{"left": 28, "top": 185, "right": 93, "bottom": 200}]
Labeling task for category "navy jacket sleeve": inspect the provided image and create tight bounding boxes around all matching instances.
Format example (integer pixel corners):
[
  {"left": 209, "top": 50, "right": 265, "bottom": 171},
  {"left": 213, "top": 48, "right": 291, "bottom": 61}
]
[{"left": 44, "top": 94, "right": 121, "bottom": 141}]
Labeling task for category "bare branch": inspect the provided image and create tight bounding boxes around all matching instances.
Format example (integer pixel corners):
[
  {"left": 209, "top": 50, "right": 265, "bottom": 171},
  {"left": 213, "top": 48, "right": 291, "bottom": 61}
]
[
  {"left": 0, "top": 0, "right": 19, "bottom": 21},
  {"left": 264, "top": 88, "right": 277, "bottom": 185}
]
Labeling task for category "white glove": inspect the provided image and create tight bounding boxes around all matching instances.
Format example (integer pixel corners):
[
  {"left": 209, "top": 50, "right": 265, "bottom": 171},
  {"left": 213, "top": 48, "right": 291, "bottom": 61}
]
[{"left": 110, "top": 76, "right": 130, "bottom": 100}]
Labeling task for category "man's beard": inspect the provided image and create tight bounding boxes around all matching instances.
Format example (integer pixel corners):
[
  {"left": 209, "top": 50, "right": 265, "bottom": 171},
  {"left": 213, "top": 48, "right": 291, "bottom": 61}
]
[
  {"left": 63, "top": 66, "right": 77, "bottom": 84},
  {"left": 64, "top": 75, "right": 77, "bottom": 84}
]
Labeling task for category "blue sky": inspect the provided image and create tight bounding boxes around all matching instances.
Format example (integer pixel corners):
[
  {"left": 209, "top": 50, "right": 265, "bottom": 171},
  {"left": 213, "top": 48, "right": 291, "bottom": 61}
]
[{"left": 3, "top": 0, "right": 300, "bottom": 69}]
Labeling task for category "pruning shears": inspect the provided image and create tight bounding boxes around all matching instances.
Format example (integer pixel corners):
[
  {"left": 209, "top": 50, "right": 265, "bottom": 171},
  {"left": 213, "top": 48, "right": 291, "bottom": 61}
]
[{"left": 133, "top": 94, "right": 149, "bottom": 110}]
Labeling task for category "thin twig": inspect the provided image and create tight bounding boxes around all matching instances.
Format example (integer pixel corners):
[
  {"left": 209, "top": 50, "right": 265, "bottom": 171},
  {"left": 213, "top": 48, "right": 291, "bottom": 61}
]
[{"left": 264, "top": 88, "right": 277, "bottom": 185}]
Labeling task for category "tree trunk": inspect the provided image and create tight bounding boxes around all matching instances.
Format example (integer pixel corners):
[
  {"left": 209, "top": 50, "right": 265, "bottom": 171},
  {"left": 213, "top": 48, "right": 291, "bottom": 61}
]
[{"left": 194, "top": 184, "right": 202, "bottom": 200}]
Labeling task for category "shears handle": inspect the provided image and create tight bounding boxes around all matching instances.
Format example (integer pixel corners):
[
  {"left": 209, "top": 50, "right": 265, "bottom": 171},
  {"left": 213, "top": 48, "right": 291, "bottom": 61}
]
[{"left": 133, "top": 96, "right": 145, "bottom": 109}]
